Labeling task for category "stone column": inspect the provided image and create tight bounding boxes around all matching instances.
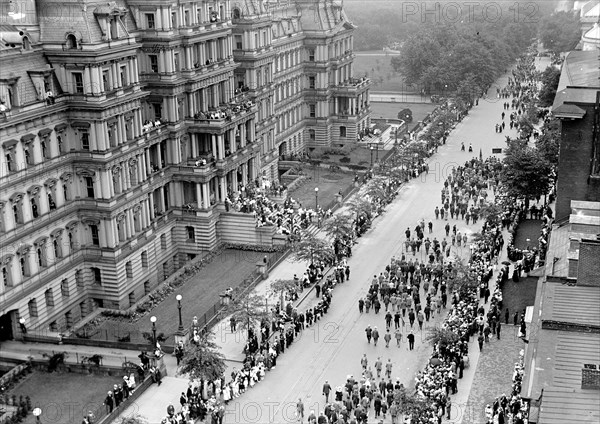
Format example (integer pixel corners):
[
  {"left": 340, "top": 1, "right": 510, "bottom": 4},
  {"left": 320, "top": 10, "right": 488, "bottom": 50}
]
[
  {"left": 156, "top": 144, "right": 163, "bottom": 169},
  {"left": 149, "top": 193, "right": 155, "bottom": 220},
  {"left": 219, "top": 177, "right": 226, "bottom": 202},
  {"left": 202, "top": 183, "right": 210, "bottom": 208},
  {"left": 211, "top": 134, "right": 217, "bottom": 158},
  {"left": 196, "top": 183, "right": 203, "bottom": 208},
  {"left": 144, "top": 149, "right": 151, "bottom": 175},
  {"left": 159, "top": 186, "right": 166, "bottom": 212},
  {"left": 217, "top": 135, "right": 225, "bottom": 159}
]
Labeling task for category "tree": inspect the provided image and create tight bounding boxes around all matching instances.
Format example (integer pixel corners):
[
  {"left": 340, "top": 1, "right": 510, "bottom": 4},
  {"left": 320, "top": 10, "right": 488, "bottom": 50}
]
[
  {"left": 478, "top": 202, "right": 503, "bottom": 226},
  {"left": 291, "top": 234, "right": 336, "bottom": 265},
  {"left": 322, "top": 213, "right": 354, "bottom": 242},
  {"left": 178, "top": 332, "right": 226, "bottom": 382},
  {"left": 448, "top": 258, "right": 479, "bottom": 292},
  {"left": 226, "top": 293, "right": 271, "bottom": 339},
  {"left": 425, "top": 327, "right": 460, "bottom": 350},
  {"left": 501, "top": 142, "right": 552, "bottom": 207},
  {"left": 270, "top": 278, "right": 298, "bottom": 309},
  {"left": 347, "top": 198, "right": 372, "bottom": 220},
  {"left": 538, "top": 66, "right": 561, "bottom": 107},
  {"left": 540, "top": 11, "right": 581, "bottom": 53},
  {"left": 365, "top": 178, "right": 388, "bottom": 201},
  {"left": 535, "top": 118, "right": 560, "bottom": 167},
  {"left": 393, "top": 386, "right": 431, "bottom": 421}
]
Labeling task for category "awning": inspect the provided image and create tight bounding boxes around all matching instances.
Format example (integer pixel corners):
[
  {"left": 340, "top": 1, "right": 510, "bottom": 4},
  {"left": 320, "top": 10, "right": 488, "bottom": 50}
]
[{"left": 553, "top": 104, "right": 586, "bottom": 120}]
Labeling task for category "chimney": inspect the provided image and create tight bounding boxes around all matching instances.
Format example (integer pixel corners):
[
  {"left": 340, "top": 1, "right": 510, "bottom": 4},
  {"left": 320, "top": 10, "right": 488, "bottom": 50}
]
[
  {"left": 577, "top": 239, "right": 600, "bottom": 286},
  {"left": 582, "top": 364, "right": 600, "bottom": 390}
]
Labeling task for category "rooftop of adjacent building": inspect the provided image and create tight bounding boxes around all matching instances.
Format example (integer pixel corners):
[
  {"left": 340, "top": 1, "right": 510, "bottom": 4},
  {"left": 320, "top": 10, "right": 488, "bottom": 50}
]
[
  {"left": 552, "top": 50, "right": 600, "bottom": 114},
  {"left": 544, "top": 200, "right": 600, "bottom": 278},
  {"left": 524, "top": 199, "right": 600, "bottom": 423}
]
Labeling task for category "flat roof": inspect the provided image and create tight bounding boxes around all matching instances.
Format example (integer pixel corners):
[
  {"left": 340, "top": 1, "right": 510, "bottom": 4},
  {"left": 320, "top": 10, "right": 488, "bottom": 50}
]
[
  {"left": 552, "top": 50, "right": 600, "bottom": 110},
  {"left": 534, "top": 329, "right": 600, "bottom": 424},
  {"left": 545, "top": 223, "right": 570, "bottom": 277},
  {"left": 541, "top": 283, "right": 600, "bottom": 327},
  {"left": 539, "top": 387, "right": 600, "bottom": 424}
]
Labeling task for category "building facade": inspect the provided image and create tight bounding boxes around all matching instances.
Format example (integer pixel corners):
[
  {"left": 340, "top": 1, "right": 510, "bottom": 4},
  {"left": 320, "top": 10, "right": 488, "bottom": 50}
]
[{"left": 0, "top": 0, "right": 370, "bottom": 339}]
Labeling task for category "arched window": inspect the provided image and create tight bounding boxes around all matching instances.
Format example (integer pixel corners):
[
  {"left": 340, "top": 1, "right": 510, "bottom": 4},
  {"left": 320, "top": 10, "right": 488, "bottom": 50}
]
[
  {"left": 66, "top": 34, "right": 78, "bottom": 49},
  {"left": 22, "top": 36, "right": 31, "bottom": 50},
  {"left": 232, "top": 8, "right": 240, "bottom": 19}
]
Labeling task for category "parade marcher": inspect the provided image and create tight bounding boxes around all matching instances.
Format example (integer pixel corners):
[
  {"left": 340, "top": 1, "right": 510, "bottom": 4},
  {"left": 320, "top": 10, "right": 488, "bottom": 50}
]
[{"left": 407, "top": 331, "right": 415, "bottom": 351}]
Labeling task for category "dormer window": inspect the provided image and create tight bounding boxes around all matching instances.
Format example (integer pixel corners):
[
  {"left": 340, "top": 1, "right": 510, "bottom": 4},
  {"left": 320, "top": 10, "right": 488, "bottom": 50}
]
[
  {"left": 232, "top": 8, "right": 240, "bottom": 19},
  {"left": 110, "top": 18, "right": 119, "bottom": 39},
  {"left": 146, "top": 13, "right": 155, "bottom": 29},
  {"left": 22, "top": 36, "right": 31, "bottom": 50},
  {"left": 66, "top": 34, "right": 78, "bottom": 49}
]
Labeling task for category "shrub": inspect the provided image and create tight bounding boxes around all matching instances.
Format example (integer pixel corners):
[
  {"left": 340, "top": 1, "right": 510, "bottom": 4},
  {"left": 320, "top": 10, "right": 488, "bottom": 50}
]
[
  {"left": 45, "top": 352, "right": 67, "bottom": 372},
  {"left": 348, "top": 164, "right": 367, "bottom": 171},
  {"left": 321, "top": 155, "right": 330, "bottom": 160},
  {"left": 339, "top": 156, "right": 351, "bottom": 163}
]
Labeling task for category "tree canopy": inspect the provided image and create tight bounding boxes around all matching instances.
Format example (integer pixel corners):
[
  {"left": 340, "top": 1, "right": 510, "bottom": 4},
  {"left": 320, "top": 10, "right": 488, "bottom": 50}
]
[
  {"left": 178, "top": 332, "right": 226, "bottom": 382},
  {"left": 226, "top": 293, "right": 271, "bottom": 335},
  {"left": 501, "top": 140, "right": 552, "bottom": 205},
  {"left": 270, "top": 278, "right": 298, "bottom": 308},
  {"left": 538, "top": 66, "right": 561, "bottom": 107},
  {"left": 391, "top": 12, "right": 536, "bottom": 94},
  {"left": 535, "top": 118, "right": 561, "bottom": 167},
  {"left": 291, "top": 234, "right": 336, "bottom": 265},
  {"left": 322, "top": 213, "right": 354, "bottom": 242},
  {"left": 539, "top": 11, "right": 582, "bottom": 53}
]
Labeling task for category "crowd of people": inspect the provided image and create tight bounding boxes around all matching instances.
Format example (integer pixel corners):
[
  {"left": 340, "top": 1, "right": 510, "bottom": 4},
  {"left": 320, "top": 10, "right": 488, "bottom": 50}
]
[
  {"left": 102, "top": 372, "right": 138, "bottom": 414},
  {"left": 141, "top": 47, "right": 555, "bottom": 424}
]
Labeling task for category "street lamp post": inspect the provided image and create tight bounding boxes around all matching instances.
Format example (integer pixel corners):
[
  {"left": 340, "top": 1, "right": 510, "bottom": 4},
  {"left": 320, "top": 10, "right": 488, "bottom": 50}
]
[
  {"left": 174, "top": 295, "right": 189, "bottom": 345},
  {"left": 33, "top": 408, "right": 41, "bottom": 424},
  {"left": 370, "top": 146, "right": 374, "bottom": 166},
  {"left": 150, "top": 316, "right": 157, "bottom": 350},
  {"left": 314, "top": 187, "right": 319, "bottom": 211},
  {"left": 19, "top": 317, "right": 27, "bottom": 335},
  {"left": 176, "top": 295, "right": 184, "bottom": 331}
]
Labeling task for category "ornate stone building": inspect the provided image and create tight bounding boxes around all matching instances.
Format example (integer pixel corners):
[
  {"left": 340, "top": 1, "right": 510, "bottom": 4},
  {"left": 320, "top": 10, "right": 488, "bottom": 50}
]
[{"left": 0, "top": 0, "right": 370, "bottom": 339}]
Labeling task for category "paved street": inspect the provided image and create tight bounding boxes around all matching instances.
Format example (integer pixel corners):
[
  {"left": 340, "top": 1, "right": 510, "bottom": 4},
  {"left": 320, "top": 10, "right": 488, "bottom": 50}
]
[
  {"left": 214, "top": 72, "right": 519, "bottom": 424},
  {"left": 113, "top": 68, "right": 522, "bottom": 424}
]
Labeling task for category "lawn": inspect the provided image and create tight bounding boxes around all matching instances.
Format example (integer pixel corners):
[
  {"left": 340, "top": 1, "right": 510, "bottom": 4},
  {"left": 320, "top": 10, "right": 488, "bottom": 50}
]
[
  {"left": 9, "top": 371, "right": 118, "bottom": 424},
  {"left": 354, "top": 52, "right": 411, "bottom": 92},
  {"left": 513, "top": 219, "right": 542, "bottom": 250},
  {"left": 288, "top": 168, "right": 356, "bottom": 212},
  {"left": 370, "top": 102, "right": 437, "bottom": 124},
  {"left": 502, "top": 276, "right": 538, "bottom": 320},
  {"left": 90, "top": 249, "right": 272, "bottom": 344}
]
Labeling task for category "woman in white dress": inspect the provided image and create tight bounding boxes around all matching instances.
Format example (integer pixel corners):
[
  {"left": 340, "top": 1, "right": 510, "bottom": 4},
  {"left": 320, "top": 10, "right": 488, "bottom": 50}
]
[
  {"left": 232, "top": 377, "right": 240, "bottom": 398},
  {"left": 128, "top": 373, "right": 136, "bottom": 391},
  {"left": 222, "top": 383, "right": 232, "bottom": 403}
]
